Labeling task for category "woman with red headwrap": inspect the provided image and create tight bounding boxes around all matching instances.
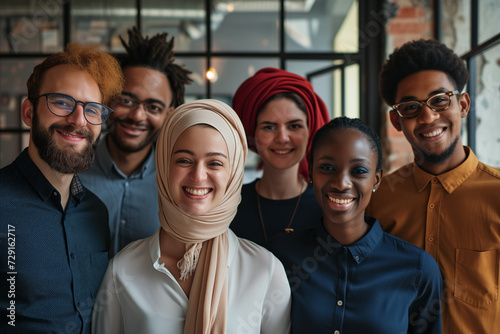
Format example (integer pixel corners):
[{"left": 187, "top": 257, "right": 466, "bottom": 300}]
[{"left": 230, "top": 67, "right": 330, "bottom": 251}]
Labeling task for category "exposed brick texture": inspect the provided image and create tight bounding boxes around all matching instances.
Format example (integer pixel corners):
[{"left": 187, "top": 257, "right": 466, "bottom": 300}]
[{"left": 382, "top": 1, "right": 435, "bottom": 173}]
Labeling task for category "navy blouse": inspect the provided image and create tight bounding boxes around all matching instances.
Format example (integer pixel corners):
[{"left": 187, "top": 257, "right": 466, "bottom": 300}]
[
  {"left": 273, "top": 217, "right": 443, "bottom": 334},
  {"left": 230, "top": 179, "right": 322, "bottom": 252}
]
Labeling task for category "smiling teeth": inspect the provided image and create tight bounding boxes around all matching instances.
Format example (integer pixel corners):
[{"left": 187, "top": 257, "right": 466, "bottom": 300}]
[
  {"left": 61, "top": 131, "right": 81, "bottom": 138},
  {"left": 275, "top": 150, "right": 291, "bottom": 154},
  {"left": 328, "top": 196, "right": 354, "bottom": 204},
  {"left": 185, "top": 187, "right": 209, "bottom": 196},
  {"left": 423, "top": 129, "right": 443, "bottom": 138}
]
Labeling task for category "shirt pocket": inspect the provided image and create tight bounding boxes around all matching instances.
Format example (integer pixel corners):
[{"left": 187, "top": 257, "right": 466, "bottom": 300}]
[{"left": 454, "top": 249, "right": 499, "bottom": 307}]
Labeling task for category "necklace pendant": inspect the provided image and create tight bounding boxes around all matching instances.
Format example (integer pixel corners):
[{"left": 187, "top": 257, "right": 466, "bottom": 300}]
[{"left": 284, "top": 228, "right": 294, "bottom": 233}]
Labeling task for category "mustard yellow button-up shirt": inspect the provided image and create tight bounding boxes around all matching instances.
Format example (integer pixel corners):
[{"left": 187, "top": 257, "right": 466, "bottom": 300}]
[{"left": 367, "top": 147, "right": 500, "bottom": 334}]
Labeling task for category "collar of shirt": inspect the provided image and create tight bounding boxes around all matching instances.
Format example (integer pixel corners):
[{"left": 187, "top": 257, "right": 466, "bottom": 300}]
[
  {"left": 314, "top": 217, "right": 383, "bottom": 264},
  {"left": 15, "top": 148, "right": 85, "bottom": 205},
  {"left": 413, "top": 146, "right": 478, "bottom": 194},
  {"left": 95, "top": 137, "right": 155, "bottom": 179},
  {"left": 148, "top": 228, "right": 239, "bottom": 272}
]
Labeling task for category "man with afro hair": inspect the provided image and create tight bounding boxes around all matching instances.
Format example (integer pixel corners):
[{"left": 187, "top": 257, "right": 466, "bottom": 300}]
[
  {"left": 80, "top": 27, "right": 192, "bottom": 256},
  {"left": 367, "top": 39, "right": 500, "bottom": 333}
]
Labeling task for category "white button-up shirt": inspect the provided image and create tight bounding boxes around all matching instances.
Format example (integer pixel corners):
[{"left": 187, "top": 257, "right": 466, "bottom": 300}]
[{"left": 92, "top": 228, "right": 291, "bottom": 334}]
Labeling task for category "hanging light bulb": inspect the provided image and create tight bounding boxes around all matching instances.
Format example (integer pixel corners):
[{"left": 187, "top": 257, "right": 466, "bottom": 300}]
[{"left": 205, "top": 67, "right": 218, "bottom": 82}]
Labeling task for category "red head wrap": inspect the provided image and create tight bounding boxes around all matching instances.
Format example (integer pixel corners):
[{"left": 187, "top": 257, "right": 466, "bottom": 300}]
[{"left": 232, "top": 67, "right": 330, "bottom": 180}]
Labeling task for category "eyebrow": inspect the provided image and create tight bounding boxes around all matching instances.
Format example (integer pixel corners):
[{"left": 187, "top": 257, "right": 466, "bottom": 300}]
[
  {"left": 172, "top": 149, "right": 228, "bottom": 159},
  {"left": 317, "top": 156, "right": 372, "bottom": 166},
  {"left": 122, "top": 91, "right": 166, "bottom": 108},
  {"left": 397, "top": 88, "right": 449, "bottom": 103},
  {"left": 258, "top": 119, "right": 306, "bottom": 126}
]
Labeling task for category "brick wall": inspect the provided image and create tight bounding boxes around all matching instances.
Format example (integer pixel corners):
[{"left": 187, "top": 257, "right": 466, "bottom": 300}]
[{"left": 382, "top": 0, "right": 435, "bottom": 173}]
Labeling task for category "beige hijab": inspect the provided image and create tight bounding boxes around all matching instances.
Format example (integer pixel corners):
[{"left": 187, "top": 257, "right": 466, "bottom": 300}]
[{"left": 155, "top": 99, "right": 247, "bottom": 334}]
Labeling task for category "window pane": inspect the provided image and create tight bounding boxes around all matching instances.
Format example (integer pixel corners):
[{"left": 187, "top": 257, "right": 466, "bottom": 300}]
[
  {"left": 142, "top": 0, "right": 205, "bottom": 52},
  {"left": 71, "top": 0, "right": 136, "bottom": 52},
  {"left": 0, "top": 58, "right": 43, "bottom": 111},
  {"left": 212, "top": 0, "right": 279, "bottom": 52},
  {"left": 211, "top": 58, "right": 279, "bottom": 98},
  {"left": 0, "top": 1, "right": 63, "bottom": 53},
  {"left": 285, "top": 0, "right": 358, "bottom": 53},
  {"left": 479, "top": 0, "right": 500, "bottom": 45},
  {"left": 0, "top": 133, "right": 28, "bottom": 168},
  {"left": 473, "top": 44, "right": 500, "bottom": 168},
  {"left": 176, "top": 57, "right": 206, "bottom": 98},
  {"left": 441, "top": 0, "right": 470, "bottom": 55}
]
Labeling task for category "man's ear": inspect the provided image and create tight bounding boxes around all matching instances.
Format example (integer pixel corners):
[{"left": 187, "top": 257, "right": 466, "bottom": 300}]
[
  {"left": 21, "top": 98, "right": 34, "bottom": 128},
  {"left": 459, "top": 92, "right": 471, "bottom": 118},
  {"left": 389, "top": 109, "right": 402, "bottom": 132}
]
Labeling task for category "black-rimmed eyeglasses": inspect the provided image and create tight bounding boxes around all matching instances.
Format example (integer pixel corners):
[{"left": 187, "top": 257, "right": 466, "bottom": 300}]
[
  {"left": 33, "top": 93, "right": 113, "bottom": 125},
  {"left": 392, "top": 90, "right": 460, "bottom": 119}
]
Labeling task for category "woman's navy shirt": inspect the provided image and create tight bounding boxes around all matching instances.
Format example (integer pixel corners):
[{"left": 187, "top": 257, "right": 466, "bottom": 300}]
[{"left": 273, "top": 217, "right": 443, "bottom": 334}]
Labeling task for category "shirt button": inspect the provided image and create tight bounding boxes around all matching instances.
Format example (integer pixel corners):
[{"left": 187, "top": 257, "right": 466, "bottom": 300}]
[
  {"left": 432, "top": 178, "right": 438, "bottom": 183},
  {"left": 334, "top": 330, "right": 340, "bottom": 334},
  {"left": 121, "top": 220, "right": 126, "bottom": 226},
  {"left": 355, "top": 255, "right": 359, "bottom": 261},
  {"left": 428, "top": 236, "right": 434, "bottom": 242},
  {"left": 337, "top": 300, "right": 343, "bottom": 306},
  {"left": 125, "top": 182, "right": 129, "bottom": 187},
  {"left": 53, "top": 191, "right": 58, "bottom": 196},
  {"left": 429, "top": 203, "right": 435, "bottom": 209}
]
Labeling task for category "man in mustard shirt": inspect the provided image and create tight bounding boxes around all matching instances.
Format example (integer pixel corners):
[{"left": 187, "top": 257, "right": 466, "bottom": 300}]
[{"left": 367, "top": 39, "right": 500, "bottom": 333}]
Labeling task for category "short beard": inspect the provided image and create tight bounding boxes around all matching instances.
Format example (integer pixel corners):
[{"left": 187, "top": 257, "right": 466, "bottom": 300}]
[
  {"left": 108, "top": 118, "right": 159, "bottom": 153},
  {"left": 418, "top": 135, "right": 460, "bottom": 165},
  {"left": 32, "top": 111, "right": 96, "bottom": 174}
]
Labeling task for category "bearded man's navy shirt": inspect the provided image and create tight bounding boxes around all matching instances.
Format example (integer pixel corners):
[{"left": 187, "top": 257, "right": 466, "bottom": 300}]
[{"left": 0, "top": 149, "right": 109, "bottom": 334}]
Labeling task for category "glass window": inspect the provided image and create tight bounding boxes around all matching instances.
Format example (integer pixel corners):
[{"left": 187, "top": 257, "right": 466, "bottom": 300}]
[
  {"left": 473, "top": 44, "right": 500, "bottom": 168},
  {"left": 142, "top": 0, "right": 205, "bottom": 52},
  {"left": 479, "top": 0, "right": 500, "bottom": 45},
  {"left": 285, "top": 0, "right": 358, "bottom": 53},
  {"left": 211, "top": 58, "right": 279, "bottom": 98},
  {"left": 0, "top": 1, "right": 63, "bottom": 53},
  {"left": 211, "top": 0, "right": 279, "bottom": 52},
  {"left": 0, "top": 133, "right": 28, "bottom": 168},
  {"left": 71, "top": 0, "right": 136, "bottom": 52},
  {"left": 175, "top": 57, "right": 207, "bottom": 98},
  {"left": 286, "top": 59, "right": 359, "bottom": 119},
  {"left": 441, "top": 0, "right": 470, "bottom": 55}
]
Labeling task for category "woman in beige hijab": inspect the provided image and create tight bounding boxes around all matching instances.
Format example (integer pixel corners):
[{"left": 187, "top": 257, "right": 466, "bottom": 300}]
[{"left": 92, "top": 99, "right": 291, "bottom": 334}]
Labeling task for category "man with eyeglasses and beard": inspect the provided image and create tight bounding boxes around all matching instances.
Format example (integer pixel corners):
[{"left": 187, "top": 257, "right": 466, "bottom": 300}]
[
  {"left": 0, "top": 43, "right": 123, "bottom": 334},
  {"left": 366, "top": 39, "right": 500, "bottom": 334},
  {"left": 80, "top": 27, "right": 192, "bottom": 257}
]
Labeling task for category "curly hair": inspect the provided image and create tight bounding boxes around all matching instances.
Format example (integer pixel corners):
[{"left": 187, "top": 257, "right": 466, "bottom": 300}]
[
  {"left": 309, "top": 116, "right": 382, "bottom": 172},
  {"left": 27, "top": 43, "right": 124, "bottom": 106},
  {"left": 379, "top": 39, "right": 469, "bottom": 106},
  {"left": 120, "top": 26, "right": 192, "bottom": 108}
]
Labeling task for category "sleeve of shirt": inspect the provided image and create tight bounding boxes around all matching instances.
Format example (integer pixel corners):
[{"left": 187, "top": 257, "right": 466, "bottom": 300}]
[
  {"left": 408, "top": 251, "right": 443, "bottom": 334},
  {"left": 91, "top": 258, "right": 124, "bottom": 334},
  {"left": 261, "top": 254, "right": 292, "bottom": 334}
]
